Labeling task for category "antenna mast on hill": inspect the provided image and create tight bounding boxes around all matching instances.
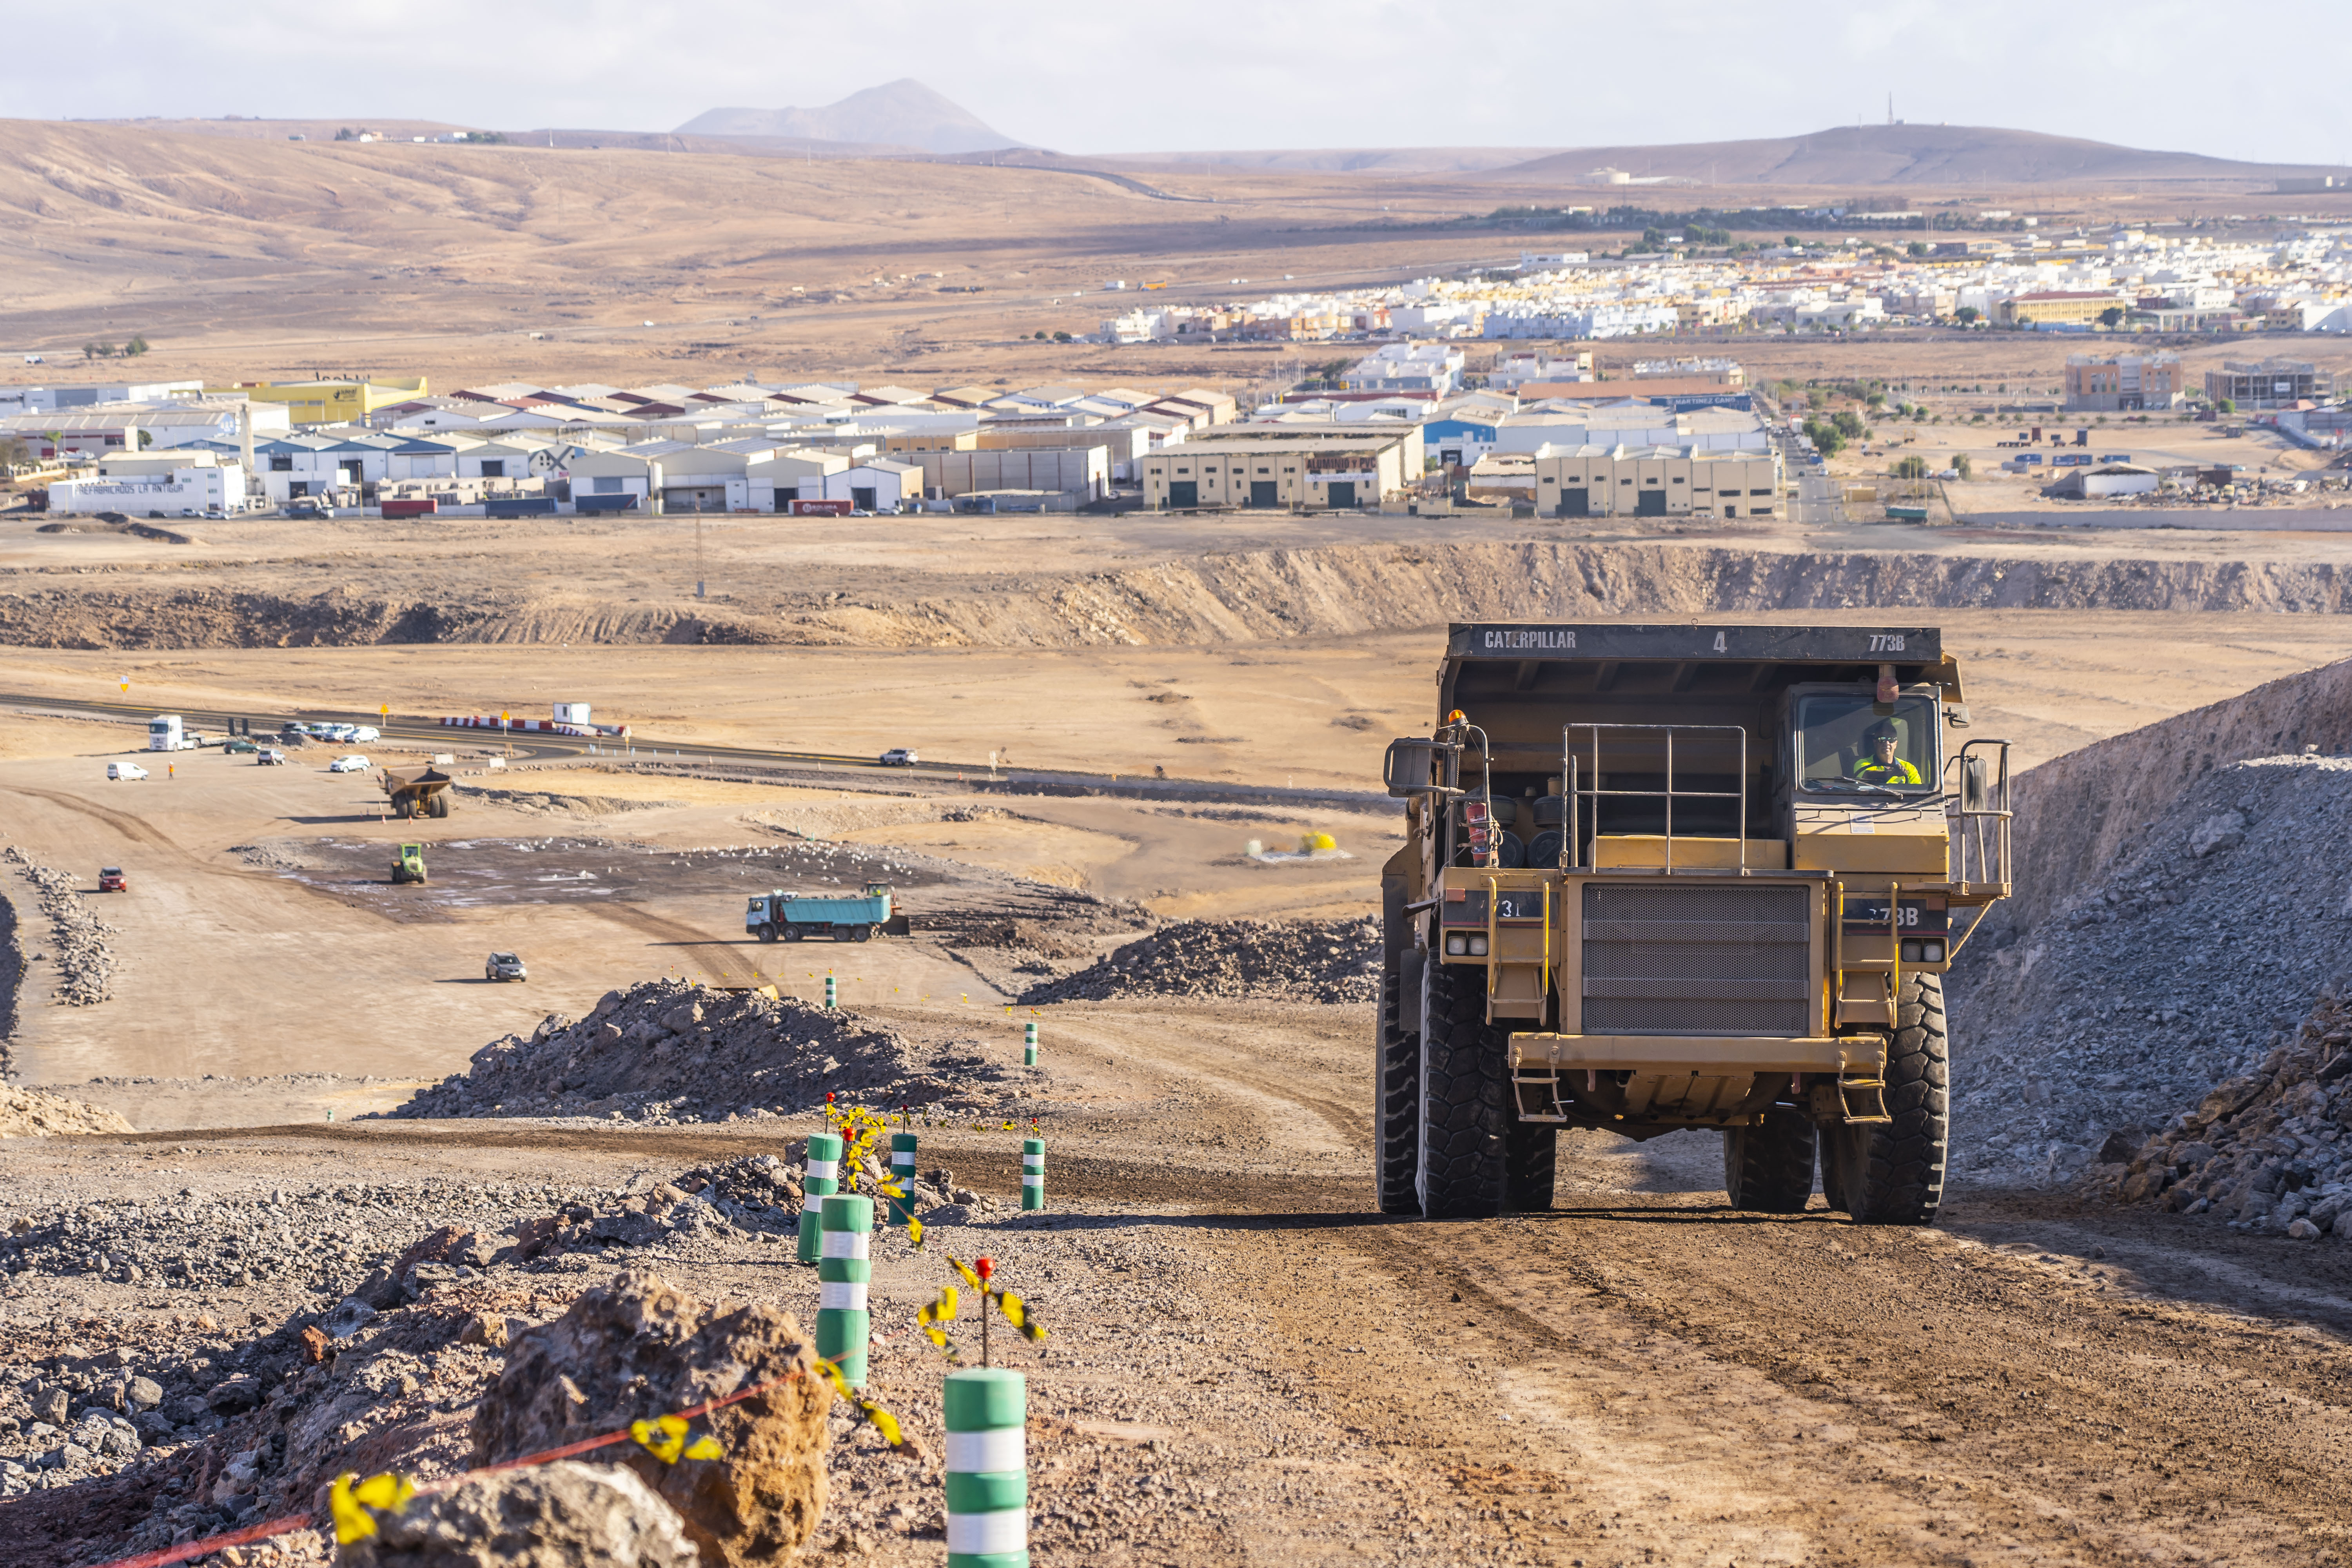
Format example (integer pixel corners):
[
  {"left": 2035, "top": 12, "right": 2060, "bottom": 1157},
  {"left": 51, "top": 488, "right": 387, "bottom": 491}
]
[{"left": 1888, "top": 92, "right": 1893, "bottom": 127}]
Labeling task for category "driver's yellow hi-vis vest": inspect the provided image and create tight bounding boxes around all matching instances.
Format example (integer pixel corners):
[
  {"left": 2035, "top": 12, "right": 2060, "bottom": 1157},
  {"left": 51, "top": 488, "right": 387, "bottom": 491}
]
[{"left": 1854, "top": 758, "right": 1922, "bottom": 785}]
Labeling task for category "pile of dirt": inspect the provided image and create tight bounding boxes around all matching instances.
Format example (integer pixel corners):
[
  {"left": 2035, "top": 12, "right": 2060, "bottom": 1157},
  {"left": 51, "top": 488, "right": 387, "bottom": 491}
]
[
  {"left": 2, "top": 843, "right": 119, "bottom": 1007},
  {"left": 1019, "top": 916, "right": 1381, "bottom": 1005},
  {"left": 2105, "top": 987, "right": 2352, "bottom": 1237},
  {"left": 1948, "top": 751, "right": 2352, "bottom": 1188},
  {"left": 386, "top": 979, "right": 1014, "bottom": 1123},
  {"left": 0, "top": 1085, "right": 136, "bottom": 1138}
]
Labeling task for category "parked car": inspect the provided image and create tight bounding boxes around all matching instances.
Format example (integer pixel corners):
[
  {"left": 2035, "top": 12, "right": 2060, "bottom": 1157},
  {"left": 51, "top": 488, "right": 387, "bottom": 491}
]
[
  {"left": 256, "top": 748, "right": 286, "bottom": 765},
  {"left": 98, "top": 867, "right": 125, "bottom": 892},
  {"left": 224, "top": 737, "right": 258, "bottom": 755},
  {"left": 107, "top": 761, "right": 149, "bottom": 781},
  {"left": 878, "top": 748, "right": 919, "bottom": 766},
  {"left": 350, "top": 726, "right": 381, "bottom": 743},
  {"left": 328, "top": 754, "right": 370, "bottom": 773},
  {"left": 324, "top": 724, "right": 358, "bottom": 742},
  {"left": 485, "top": 952, "right": 528, "bottom": 982}
]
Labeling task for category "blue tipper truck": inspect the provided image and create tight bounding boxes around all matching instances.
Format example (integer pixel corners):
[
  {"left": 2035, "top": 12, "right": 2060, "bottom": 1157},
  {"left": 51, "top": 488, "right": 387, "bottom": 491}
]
[{"left": 745, "top": 881, "right": 913, "bottom": 943}]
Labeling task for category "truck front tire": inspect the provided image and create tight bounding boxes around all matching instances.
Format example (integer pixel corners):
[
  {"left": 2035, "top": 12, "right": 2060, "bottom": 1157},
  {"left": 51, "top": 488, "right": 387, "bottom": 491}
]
[
  {"left": 755, "top": 924, "right": 777, "bottom": 943},
  {"left": 1374, "top": 949, "right": 1422, "bottom": 1215},
  {"left": 1826, "top": 971, "right": 1951, "bottom": 1226},
  {"left": 1418, "top": 956, "right": 1508, "bottom": 1219},
  {"left": 1724, "top": 1107, "right": 1817, "bottom": 1213}
]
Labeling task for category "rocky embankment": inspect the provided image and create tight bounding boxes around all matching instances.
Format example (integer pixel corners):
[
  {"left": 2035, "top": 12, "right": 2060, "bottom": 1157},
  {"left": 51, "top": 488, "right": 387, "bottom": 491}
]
[
  {"left": 1018, "top": 916, "right": 1381, "bottom": 1005},
  {"left": 1950, "top": 654, "right": 2352, "bottom": 1188},
  {"left": 386, "top": 978, "right": 1020, "bottom": 1123},
  {"left": 1, "top": 844, "right": 119, "bottom": 1013},
  {"left": 14, "top": 539, "right": 2352, "bottom": 649},
  {"left": 2106, "top": 989, "right": 2352, "bottom": 1237}
]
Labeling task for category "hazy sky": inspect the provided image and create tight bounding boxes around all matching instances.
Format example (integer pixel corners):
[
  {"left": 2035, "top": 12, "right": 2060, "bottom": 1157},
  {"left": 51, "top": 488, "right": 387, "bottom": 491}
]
[{"left": 7, "top": 0, "right": 2347, "bottom": 163}]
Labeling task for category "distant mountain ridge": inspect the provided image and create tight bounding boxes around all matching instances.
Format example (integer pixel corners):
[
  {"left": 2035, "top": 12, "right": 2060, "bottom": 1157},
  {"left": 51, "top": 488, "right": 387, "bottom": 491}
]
[
  {"left": 676, "top": 80, "right": 1016, "bottom": 154},
  {"left": 1476, "top": 123, "right": 2341, "bottom": 186},
  {"left": 1098, "top": 123, "right": 2343, "bottom": 188}
]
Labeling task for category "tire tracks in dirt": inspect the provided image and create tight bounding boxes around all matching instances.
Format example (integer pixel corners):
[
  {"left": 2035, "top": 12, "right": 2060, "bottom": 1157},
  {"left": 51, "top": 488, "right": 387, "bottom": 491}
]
[{"left": 586, "top": 902, "right": 775, "bottom": 988}]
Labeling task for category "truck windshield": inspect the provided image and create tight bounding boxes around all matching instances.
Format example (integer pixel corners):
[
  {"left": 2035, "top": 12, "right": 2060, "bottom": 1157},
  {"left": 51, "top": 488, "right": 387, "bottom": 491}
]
[{"left": 1795, "top": 692, "right": 1937, "bottom": 795}]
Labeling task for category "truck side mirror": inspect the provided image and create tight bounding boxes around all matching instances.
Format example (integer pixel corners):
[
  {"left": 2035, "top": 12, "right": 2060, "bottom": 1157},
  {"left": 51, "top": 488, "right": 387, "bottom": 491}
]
[{"left": 1961, "top": 754, "right": 1990, "bottom": 812}]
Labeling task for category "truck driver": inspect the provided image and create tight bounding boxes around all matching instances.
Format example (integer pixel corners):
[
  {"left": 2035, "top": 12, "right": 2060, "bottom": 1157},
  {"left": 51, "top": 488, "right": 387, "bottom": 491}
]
[{"left": 1853, "top": 719, "right": 1922, "bottom": 787}]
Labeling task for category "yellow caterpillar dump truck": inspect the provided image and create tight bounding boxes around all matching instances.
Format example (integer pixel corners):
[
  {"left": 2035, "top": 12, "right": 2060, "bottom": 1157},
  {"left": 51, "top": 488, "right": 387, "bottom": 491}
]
[
  {"left": 1377, "top": 624, "right": 2012, "bottom": 1224},
  {"left": 381, "top": 766, "right": 455, "bottom": 820}
]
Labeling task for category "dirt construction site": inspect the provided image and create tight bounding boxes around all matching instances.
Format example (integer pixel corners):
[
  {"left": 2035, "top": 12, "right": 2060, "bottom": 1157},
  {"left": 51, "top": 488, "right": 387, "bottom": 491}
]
[{"left": 9, "top": 488, "right": 2352, "bottom": 1568}]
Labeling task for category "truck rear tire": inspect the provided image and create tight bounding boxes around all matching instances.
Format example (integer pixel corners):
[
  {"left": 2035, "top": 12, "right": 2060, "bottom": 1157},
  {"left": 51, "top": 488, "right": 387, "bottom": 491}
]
[
  {"left": 1374, "top": 950, "right": 1421, "bottom": 1215},
  {"left": 1505, "top": 1122, "right": 1557, "bottom": 1211},
  {"left": 782, "top": 924, "right": 803, "bottom": 942},
  {"left": 853, "top": 925, "right": 873, "bottom": 942},
  {"left": 1724, "top": 1108, "right": 1817, "bottom": 1213},
  {"left": 1417, "top": 956, "right": 1508, "bottom": 1219},
  {"left": 1826, "top": 971, "right": 1950, "bottom": 1226}
]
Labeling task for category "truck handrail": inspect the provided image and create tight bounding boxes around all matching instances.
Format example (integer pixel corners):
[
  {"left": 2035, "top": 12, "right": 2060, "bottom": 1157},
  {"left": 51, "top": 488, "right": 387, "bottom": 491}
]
[
  {"left": 1948, "top": 738, "right": 2013, "bottom": 891},
  {"left": 1563, "top": 721, "right": 1749, "bottom": 874}
]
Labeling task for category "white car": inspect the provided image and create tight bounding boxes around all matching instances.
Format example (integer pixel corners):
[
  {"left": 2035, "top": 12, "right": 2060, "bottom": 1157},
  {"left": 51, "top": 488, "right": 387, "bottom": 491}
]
[
  {"left": 878, "top": 748, "right": 918, "bottom": 766},
  {"left": 328, "top": 754, "right": 370, "bottom": 773},
  {"left": 107, "top": 761, "right": 149, "bottom": 781},
  {"left": 350, "top": 725, "right": 381, "bottom": 742},
  {"left": 324, "top": 723, "right": 359, "bottom": 742}
]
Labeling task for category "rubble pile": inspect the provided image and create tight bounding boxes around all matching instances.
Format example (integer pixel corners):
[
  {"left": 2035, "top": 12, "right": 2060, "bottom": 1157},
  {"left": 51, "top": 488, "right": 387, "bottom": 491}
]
[
  {"left": 2107, "top": 988, "right": 2352, "bottom": 1237},
  {"left": 2, "top": 844, "right": 120, "bottom": 1007},
  {"left": 0, "top": 1175, "right": 607, "bottom": 1296},
  {"left": 1019, "top": 916, "right": 1381, "bottom": 1005},
  {"left": 515, "top": 1157, "right": 806, "bottom": 1254},
  {"left": 1948, "top": 754, "right": 2352, "bottom": 1187},
  {"left": 0, "top": 1085, "right": 136, "bottom": 1139},
  {"left": 390, "top": 980, "right": 1007, "bottom": 1123}
]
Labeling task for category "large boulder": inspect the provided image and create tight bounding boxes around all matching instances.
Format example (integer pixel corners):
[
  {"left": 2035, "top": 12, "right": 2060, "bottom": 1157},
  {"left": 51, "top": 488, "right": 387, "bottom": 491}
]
[
  {"left": 340, "top": 1460, "right": 697, "bottom": 1568},
  {"left": 468, "top": 1272, "right": 830, "bottom": 1566}
]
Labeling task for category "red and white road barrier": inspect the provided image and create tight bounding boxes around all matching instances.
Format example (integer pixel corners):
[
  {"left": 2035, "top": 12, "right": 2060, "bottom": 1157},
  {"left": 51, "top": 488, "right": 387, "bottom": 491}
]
[{"left": 438, "top": 717, "right": 631, "bottom": 738}]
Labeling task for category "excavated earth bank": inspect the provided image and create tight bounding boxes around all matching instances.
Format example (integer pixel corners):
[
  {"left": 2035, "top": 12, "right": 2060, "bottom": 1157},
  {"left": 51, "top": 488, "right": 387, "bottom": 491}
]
[
  {"left": 11, "top": 540, "right": 2352, "bottom": 649},
  {"left": 1952, "top": 654, "right": 2352, "bottom": 1189}
]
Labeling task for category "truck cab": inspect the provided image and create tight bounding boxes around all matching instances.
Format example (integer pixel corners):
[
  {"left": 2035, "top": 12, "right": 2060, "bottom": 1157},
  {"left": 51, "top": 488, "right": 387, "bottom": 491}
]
[
  {"left": 1379, "top": 623, "right": 2011, "bottom": 1226},
  {"left": 147, "top": 715, "right": 189, "bottom": 752}
]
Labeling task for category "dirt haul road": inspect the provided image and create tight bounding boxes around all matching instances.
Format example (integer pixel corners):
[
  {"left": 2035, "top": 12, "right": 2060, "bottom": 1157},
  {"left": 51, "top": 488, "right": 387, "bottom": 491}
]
[{"left": 9, "top": 998, "right": 2348, "bottom": 1566}]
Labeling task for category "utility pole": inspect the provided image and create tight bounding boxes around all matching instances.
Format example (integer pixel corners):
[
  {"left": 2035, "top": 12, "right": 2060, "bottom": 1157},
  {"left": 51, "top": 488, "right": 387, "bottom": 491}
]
[{"left": 695, "top": 503, "right": 706, "bottom": 599}]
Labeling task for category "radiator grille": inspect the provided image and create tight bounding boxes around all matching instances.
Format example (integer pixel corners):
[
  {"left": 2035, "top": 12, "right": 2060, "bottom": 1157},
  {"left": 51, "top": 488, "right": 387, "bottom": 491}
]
[{"left": 1581, "top": 882, "right": 1811, "bottom": 1035}]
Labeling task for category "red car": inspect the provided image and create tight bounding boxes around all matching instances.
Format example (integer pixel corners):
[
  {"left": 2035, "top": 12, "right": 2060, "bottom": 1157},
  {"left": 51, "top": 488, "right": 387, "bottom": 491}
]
[{"left": 98, "top": 867, "right": 125, "bottom": 892}]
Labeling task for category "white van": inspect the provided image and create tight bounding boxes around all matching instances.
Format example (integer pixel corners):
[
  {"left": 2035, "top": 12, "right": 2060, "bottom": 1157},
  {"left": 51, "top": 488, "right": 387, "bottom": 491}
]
[{"left": 108, "top": 761, "right": 149, "bottom": 781}]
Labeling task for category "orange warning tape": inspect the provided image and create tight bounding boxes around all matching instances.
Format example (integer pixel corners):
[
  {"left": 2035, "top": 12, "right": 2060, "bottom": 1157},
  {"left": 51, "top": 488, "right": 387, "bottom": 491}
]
[{"left": 92, "top": 1347, "right": 896, "bottom": 1568}]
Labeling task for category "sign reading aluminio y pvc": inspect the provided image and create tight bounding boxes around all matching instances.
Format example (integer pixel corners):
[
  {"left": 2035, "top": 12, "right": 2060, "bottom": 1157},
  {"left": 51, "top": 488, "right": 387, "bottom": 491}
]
[{"left": 1448, "top": 624, "right": 1943, "bottom": 664}]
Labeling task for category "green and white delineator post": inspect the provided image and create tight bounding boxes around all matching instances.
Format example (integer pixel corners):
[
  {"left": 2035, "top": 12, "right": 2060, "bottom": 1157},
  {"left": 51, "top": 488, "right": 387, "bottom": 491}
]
[
  {"left": 944, "top": 1367, "right": 1027, "bottom": 1568},
  {"left": 816, "top": 1193, "right": 873, "bottom": 1389},
  {"left": 1020, "top": 1138, "right": 1045, "bottom": 1212},
  {"left": 798, "top": 1131, "right": 842, "bottom": 1265},
  {"left": 1023, "top": 1020, "right": 1038, "bottom": 1066},
  {"left": 887, "top": 1131, "right": 918, "bottom": 1227}
]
